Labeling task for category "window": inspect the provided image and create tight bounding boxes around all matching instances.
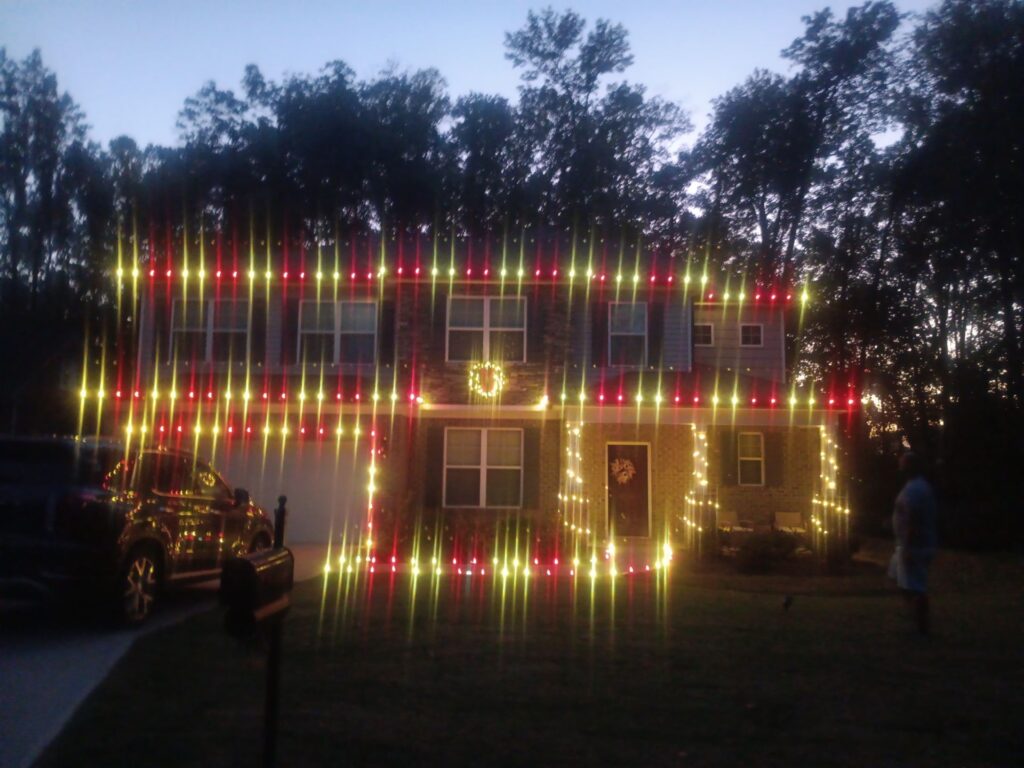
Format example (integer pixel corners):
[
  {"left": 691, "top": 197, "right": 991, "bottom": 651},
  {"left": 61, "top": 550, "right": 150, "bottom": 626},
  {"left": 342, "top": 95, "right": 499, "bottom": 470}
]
[
  {"left": 693, "top": 323, "right": 714, "bottom": 347},
  {"left": 170, "top": 299, "right": 208, "bottom": 362},
  {"left": 136, "top": 452, "right": 198, "bottom": 496},
  {"left": 212, "top": 300, "right": 250, "bottom": 362},
  {"left": 298, "top": 300, "right": 378, "bottom": 365},
  {"left": 740, "top": 324, "right": 763, "bottom": 347},
  {"left": 737, "top": 432, "right": 764, "bottom": 486},
  {"left": 194, "top": 463, "right": 232, "bottom": 501},
  {"left": 443, "top": 428, "right": 523, "bottom": 507},
  {"left": 447, "top": 297, "right": 526, "bottom": 362},
  {"left": 609, "top": 302, "right": 647, "bottom": 367},
  {"left": 170, "top": 299, "right": 250, "bottom": 364}
]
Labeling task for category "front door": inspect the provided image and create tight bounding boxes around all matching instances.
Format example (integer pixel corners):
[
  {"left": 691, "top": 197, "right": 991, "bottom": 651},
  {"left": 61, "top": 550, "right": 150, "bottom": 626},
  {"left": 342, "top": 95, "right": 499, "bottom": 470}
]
[{"left": 606, "top": 443, "right": 650, "bottom": 538}]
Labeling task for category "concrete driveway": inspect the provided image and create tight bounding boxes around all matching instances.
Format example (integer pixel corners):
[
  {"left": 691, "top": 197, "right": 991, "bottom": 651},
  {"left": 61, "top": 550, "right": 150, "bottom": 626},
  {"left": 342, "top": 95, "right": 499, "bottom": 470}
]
[{"left": 0, "top": 544, "right": 325, "bottom": 768}]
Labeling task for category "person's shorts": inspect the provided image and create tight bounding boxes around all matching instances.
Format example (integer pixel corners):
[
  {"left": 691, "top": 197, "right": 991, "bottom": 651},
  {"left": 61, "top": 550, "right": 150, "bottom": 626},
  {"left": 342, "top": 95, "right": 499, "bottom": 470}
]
[{"left": 896, "top": 547, "right": 934, "bottom": 593}]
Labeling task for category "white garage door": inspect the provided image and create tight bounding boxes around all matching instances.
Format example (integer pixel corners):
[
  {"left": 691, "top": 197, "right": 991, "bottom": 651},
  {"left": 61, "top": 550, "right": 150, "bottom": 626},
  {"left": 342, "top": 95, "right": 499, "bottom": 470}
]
[{"left": 205, "top": 438, "right": 371, "bottom": 544}]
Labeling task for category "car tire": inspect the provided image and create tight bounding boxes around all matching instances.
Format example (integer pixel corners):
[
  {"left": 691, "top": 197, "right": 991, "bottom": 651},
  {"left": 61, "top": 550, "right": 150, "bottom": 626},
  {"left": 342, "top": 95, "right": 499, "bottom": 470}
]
[{"left": 118, "top": 546, "right": 162, "bottom": 626}]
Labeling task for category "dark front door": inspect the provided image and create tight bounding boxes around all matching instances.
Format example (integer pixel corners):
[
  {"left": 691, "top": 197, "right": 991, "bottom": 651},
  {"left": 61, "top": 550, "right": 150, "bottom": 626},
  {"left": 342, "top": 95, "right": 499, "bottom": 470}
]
[{"left": 606, "top": 443, "right": 650, "bottom": 538}]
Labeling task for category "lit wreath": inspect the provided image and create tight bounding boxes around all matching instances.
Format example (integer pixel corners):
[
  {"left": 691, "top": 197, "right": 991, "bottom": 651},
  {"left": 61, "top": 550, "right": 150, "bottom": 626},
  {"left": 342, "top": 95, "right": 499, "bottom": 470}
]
[{"left": 468, "top": 362, "right": 506, "bottom": 398}]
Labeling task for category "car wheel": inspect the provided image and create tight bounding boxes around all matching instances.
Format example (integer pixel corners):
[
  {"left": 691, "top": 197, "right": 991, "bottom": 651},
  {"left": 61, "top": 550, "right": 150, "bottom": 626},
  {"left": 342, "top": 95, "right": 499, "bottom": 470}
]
[{"left": 120, "top": 550, "right": 160, "bottom": 625}]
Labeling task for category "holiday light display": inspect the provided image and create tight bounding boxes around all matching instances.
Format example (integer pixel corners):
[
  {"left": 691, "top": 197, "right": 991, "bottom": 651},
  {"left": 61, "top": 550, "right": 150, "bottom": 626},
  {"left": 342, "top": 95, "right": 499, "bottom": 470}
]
[
  {"left": 811, "top": 426, "right": 851, "bottom": 558},
  {"left": 83, "top": 220, "right": 856, "bottom": 588}
]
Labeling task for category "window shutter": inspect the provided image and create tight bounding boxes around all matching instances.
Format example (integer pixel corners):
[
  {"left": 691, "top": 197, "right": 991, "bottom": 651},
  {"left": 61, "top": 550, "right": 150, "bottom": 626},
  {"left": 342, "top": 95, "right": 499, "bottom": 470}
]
[
  {"left": 154, "top": 296, "right": 170, "bottom": 363},
  {"left": 423, "top": 424, "right": 445, "bottom": 507},
  {"left": 281, "top": 294, "right": 299, "bottom": 365},
  {"left": 647, "top": 300, "right": 664, "bottom": 368},
  {"left": 764, "top": 432, "right": 784, "bottom": 487},
  {"left": 590, "top": 301, "right": 609, "bottom": 367},
  {"left": 522, "top": 426, "right": 541, "bottom": 509},
  {"left": 378, "top": 299, "right": 396, "bottom": 366},
  {"left": 526, "top": 294, "right": 547, "bottom": 364},
  {"left": 250, "top": 296, "right": 267, "bottom": 365},
  {"left": 717, "top": 428, "right": 737, "bottom": 486},
  {"left": 431, "top": 292, "right": 448, "bottom": 360}
]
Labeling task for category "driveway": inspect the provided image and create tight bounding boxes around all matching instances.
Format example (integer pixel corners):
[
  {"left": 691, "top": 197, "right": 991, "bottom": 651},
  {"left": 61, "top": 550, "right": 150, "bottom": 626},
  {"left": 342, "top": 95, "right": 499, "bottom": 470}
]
[{"left": 0, "top": 544, "right": 326, "bottom": 768}]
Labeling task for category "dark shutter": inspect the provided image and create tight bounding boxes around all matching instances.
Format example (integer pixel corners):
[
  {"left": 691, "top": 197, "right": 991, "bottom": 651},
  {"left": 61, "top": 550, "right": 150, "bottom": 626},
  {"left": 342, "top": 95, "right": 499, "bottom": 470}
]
[
  {"left": 378, "top": 299, "right": 396, "bottom": 367},
  {"left": 250, "top": 296, "right": 267, "bottom": 365},
  {"left": 647, "top": 300, "right": 665, "bottom": 368},
  {"left": 281, "top": 293, "right": 299, "bottom": 365},
  {"left": 522, "top": 426, "right": 541, "bottom": 509},
  {"left": 590, "top": 300, "right": 609, "bottom": 367},
  {"left": 718, "top": 428, "right": 737, "bottom": 486},
  {"left": 431, "top": 292, "right": 448, "bottom": 360},
  {"left": 526, "top": 293, "right": 547, "bottom": 364},
  {"left": 764, "top": 431, "right": 784, "bottom": 487},
  {"left": 153, "top": 294, "right": 170, "bottom": 363},
  {"left": 423, "top": 423, "right": 445, "bottom": 507}
]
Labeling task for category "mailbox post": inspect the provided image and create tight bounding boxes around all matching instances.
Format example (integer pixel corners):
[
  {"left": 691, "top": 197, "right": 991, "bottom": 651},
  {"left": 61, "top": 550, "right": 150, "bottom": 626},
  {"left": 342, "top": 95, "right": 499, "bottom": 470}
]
[{"left": 221, "top": 495, "right": 292, "bottom": 768}]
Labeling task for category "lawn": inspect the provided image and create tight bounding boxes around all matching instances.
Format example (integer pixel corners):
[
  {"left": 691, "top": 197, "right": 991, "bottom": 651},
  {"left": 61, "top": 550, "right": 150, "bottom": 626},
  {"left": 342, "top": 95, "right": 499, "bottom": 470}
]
[{"left": 37, "top": 541, "right": 1023, "bottom": 767}]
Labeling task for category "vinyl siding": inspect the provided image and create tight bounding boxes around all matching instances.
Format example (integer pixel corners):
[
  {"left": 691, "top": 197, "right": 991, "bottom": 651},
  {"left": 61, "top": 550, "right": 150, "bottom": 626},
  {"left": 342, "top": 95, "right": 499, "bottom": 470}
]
[{"left": 691, "top": 304, "right": 785, "bottom": 382}]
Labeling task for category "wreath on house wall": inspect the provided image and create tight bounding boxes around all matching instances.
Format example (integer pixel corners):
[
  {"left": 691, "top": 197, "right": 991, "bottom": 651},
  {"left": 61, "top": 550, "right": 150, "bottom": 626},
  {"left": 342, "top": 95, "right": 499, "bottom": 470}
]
[
  {"left": 468, "top": 362, "right": 506, "bottom": 398},
  {"left": 609, "top": 458, "right": 637, "bottom": 485}
]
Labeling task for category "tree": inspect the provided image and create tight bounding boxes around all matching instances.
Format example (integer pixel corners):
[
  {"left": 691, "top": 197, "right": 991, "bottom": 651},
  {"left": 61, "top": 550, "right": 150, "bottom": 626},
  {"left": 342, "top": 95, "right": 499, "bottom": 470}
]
[
  {"left": 696, "top": 2, "right": 900, "bottom": 279},
  {"left": 505, "top": 7, "right": 688, "bottom": 226}
]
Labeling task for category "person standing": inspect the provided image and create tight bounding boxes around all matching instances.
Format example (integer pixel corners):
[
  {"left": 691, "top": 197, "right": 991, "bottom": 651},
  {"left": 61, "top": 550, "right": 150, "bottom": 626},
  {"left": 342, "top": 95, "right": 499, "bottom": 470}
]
[{"left": 891, "top": 452, "right": 939, "bottom": 635}]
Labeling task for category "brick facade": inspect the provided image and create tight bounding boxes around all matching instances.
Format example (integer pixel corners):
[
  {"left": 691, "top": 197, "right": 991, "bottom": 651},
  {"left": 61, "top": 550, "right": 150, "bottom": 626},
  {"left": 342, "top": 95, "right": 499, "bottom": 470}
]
[
  {"left": 711, "top": 425, "right": 820, "bottom": 528},
  {"left": 575, "top": 422, "right": 694, "bottom": 542}
]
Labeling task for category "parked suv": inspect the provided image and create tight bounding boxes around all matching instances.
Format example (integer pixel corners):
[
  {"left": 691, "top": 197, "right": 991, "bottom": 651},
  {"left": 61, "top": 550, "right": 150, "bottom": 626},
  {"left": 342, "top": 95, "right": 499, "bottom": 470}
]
[{"left": 0, "top": 437, "right": 275, "bottom": 624}]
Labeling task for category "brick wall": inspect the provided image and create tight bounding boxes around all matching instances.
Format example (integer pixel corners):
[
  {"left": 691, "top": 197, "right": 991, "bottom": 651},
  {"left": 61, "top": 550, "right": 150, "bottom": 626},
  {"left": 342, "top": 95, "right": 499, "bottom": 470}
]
[
  {"left": 575, "top": 422, "right": 694, "bottom": 542},
  {"left": 395, "top": 283, "right": 570, "bottom": 406},
  {"left": 711, "top": 425, "right": 819, "bottom": 528},
  {"left": 378, "top": 414, "right": 563, "bottom": 556}
]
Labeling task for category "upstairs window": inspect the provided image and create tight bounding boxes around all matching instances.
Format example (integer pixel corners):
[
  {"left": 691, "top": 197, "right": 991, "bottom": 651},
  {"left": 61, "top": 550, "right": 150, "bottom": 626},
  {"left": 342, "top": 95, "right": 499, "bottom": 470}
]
[
  {"left": 447, "top": 296, "right": 526, "bottom": 362},
  {"left": 737, "top": 432, "right": 765, "bottom": 486},
  {"left": 443, "top": 428, "right": 523, "bottom": 507},
  {"left": 170, "top": 299, "right": 249, "bottom": 364},
  {"left": 211, "top": 300, "right": 250, "bottom": 362},
  {"left": 608, "top": 302, "right": 647, "bottom": 367},
  {"left": 740, "top": 324, "right": 763, "bottom": 347},
  {"left": 298, "top": 300, "right": 377, "bottom": 365},
  {"left": 693, "top": 323, "right": 714, "bottom": 347}
]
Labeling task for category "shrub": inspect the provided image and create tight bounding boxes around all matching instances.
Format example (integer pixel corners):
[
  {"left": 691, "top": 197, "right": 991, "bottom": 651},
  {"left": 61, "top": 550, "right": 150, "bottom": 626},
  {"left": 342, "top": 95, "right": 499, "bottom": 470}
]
[{"left": 735, "top": 530, "right": 802, "bottom": 573}]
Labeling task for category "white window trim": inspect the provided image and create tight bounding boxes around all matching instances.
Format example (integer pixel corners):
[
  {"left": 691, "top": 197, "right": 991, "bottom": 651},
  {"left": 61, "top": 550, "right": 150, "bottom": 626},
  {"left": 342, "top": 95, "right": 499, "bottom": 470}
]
[
  {"left": 737, "top": 431, "right": 765, "bottom": 487},
  {"left": 170, "top": 298, "right": 249, "bottom": 364},
  {"left": 297, "top": 299, "right": 378, "bottom": 366},
  {"left": 740, "top": 323, "right": 764, "bottom": 348},
  {"left": 442, "top": 427, "right": 524, "bottom": 508},
  {"left": 445, "top": 296, "right": 527, "bottom": 363},
  {"left": 608, "top": 301, "right": 648, "bottom": 368},
  {"left": 693, "top": 322, "right": 715, "bottom": 347}
]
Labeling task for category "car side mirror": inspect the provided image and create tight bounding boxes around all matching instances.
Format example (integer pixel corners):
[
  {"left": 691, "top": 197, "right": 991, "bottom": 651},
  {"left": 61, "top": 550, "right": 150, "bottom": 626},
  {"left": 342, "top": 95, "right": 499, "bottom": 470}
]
[{"left": 233, "top": 487, "right": 251, "bottom": 507}]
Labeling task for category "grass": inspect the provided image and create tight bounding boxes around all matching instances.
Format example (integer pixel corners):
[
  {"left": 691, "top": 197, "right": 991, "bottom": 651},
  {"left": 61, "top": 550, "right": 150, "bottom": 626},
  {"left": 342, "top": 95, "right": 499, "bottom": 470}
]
[{"left": 37, "top": 540, "right": 1023, "bottom": 767}]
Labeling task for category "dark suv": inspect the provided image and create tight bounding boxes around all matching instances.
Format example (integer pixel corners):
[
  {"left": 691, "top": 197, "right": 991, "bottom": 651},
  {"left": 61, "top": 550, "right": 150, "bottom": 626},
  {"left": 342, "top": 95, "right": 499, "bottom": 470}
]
[{"left": 0, "top": 437, "right": 275, "bottom": 624}]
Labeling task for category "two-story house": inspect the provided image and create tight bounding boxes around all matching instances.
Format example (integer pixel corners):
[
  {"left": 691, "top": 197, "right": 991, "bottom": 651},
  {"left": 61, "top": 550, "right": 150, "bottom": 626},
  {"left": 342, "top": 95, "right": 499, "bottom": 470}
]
[{"left": 91, "top": 233, "right": 852, "bottom": 565}]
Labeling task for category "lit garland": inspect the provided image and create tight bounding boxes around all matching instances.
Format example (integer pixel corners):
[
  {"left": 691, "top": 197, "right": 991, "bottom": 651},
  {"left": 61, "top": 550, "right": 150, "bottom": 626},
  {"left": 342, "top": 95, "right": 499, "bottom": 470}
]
[
  {"left": 810, "top": 426, "right": 851, "bottom": 556},
  {"left": 115, "top": 262, "right": 808, "bottom": 304},
  {"left": 557, "top": 421, "right": 595, "bottom": 562},
  {"left": 681, "top": 426, "right": 719, "bottom": 554},
  {"left": 467, "top": 362, "right": 506, "bottom": 398}
]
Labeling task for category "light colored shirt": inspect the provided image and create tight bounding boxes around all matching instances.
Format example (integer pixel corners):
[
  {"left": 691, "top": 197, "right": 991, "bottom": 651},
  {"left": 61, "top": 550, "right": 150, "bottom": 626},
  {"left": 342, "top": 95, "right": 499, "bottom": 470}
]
[{"left": 893, "top": 476, "right": 938, "bottom": 551}]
